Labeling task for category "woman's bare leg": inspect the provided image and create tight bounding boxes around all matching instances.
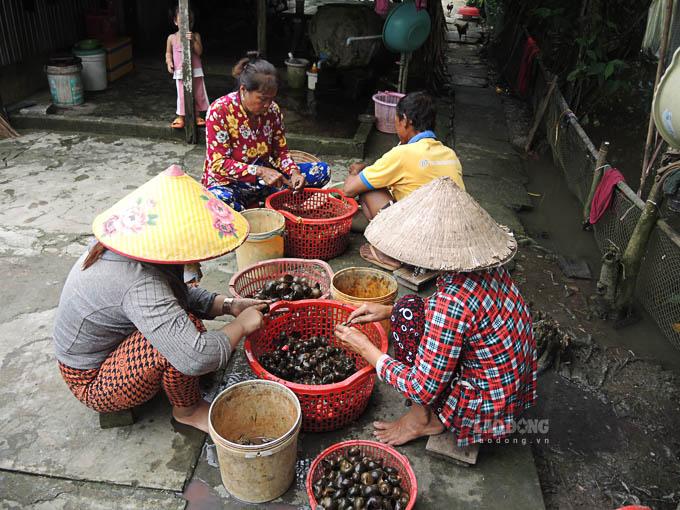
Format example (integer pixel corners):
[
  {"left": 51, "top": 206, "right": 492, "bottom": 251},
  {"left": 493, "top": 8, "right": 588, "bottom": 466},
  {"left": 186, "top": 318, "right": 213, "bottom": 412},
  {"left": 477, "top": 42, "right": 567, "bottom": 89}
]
[
  {"left": 373, "top": 404, "right": 445, "bottom": 445},
  {"left": 172, "top": 400, "right": 210, "bottom": 433}
]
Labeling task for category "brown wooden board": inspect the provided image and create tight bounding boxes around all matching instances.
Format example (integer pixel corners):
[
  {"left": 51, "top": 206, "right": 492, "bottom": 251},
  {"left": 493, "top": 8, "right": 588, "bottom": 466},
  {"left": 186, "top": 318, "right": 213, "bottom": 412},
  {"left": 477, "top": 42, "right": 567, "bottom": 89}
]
[{"left": 394, "top": 266, "right": 442, "bottom": 291}]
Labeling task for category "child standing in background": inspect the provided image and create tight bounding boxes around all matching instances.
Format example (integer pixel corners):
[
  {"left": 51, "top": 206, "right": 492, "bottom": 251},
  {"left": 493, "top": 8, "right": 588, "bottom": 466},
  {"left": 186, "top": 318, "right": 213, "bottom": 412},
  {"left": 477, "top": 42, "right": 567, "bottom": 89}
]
[{"left": 166, "top": 7, "right": 209, "bottom": 129}]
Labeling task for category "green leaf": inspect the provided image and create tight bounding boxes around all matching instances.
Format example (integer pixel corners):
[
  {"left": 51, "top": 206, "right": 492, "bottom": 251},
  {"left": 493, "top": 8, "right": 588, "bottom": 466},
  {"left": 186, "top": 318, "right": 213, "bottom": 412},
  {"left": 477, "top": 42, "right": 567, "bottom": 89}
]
[
  {"left": 200, "top": 195, "right": 209, "bottom": 201},
  {"left": 586, "top": 62, "right": 606, "bottom": 76},
  {"left": 604, "top": 61, "right": 616, "bottom": 79},
  {"left": 586, "top": 50, "right": 597, "bottom": 61}
]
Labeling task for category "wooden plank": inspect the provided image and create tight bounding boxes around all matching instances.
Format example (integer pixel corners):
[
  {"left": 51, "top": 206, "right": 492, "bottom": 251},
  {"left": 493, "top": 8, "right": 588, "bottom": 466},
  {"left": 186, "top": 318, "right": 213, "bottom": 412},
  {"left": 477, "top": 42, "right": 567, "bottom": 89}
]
[
  {"left": 524, "top": 76, "right": 557, "bottom": 153},
  {"left": 426, "top": 432, "right": 480, "bottom": 465},
  {"left": 179, "top": 0, "right": 196, "bottom": 144},
  {"left": 394, "top": 266, "right": 441, "bottom": 291},
  {"left": 257, "top": 0, "right": 267, "bottom": 57}
]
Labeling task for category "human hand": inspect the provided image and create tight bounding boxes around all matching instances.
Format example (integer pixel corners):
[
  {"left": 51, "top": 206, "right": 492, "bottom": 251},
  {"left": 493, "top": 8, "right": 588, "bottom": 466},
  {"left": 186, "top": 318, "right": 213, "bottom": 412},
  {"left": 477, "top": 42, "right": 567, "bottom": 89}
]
[
  {"left": 349, "top": 162, "right": 368, "bottom": 175},
  {"left": 230, "top": 299, "right": 272, "bottom": 317},
  {"left": 186, "top": 31, "right": 193, "bottom": 41},
  {"left": 347, "top": 303, "right": 392, "bottom": 325},
  {"left": 167, "top": 62, "right": 174, "bottom": 74},
  {"left": 257, "top": 167, "right": 285, "bottom": 187},
  {"left": 235, "top": 306, "right": 265, "bottom": 336},
  {"left": 288, "top": 170, "right": 306, "bottom": 193},
  {"left": 334, "top": 324, "right": 373, "bottom": 357}
]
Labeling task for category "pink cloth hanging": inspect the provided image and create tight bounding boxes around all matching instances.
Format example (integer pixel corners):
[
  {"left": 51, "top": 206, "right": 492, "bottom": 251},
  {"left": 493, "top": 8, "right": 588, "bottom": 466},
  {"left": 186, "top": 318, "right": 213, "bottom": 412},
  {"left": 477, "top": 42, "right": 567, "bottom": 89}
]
[
  {"left": 375, "top": 0, "right": 390, "bottom": 16},
  {"left": 589, "top": 168, "right": 625, "bottom": 224},
  {"left": 416, "top": 0, "right": 427, "bottom": 10}
]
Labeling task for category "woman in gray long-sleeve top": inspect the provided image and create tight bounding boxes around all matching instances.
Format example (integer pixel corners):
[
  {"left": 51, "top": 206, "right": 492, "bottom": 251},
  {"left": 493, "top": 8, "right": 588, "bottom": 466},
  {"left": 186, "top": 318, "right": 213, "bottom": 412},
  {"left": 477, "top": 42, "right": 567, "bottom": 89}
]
[{"left": 53, "top": 166, "right": 267, "bottom": 433}]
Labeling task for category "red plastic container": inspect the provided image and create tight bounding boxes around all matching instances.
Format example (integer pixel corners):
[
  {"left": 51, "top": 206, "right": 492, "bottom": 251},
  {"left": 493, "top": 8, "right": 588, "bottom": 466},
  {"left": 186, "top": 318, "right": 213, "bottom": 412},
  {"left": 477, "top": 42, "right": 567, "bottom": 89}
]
[
  {"left": 244, "top": 300, "right": 388, "bottom": 432},
  {"left": 306, "top": 440, "right": 418, "bottom": 510},
  {"left": 457, "top": 6, "right": 481, "bottom": 18},
  {"left": 265, "top": 188, "right": 358, "bottom": 260},
  {"left": 228, "top": 257, "right": 334, "bottom": 300}
]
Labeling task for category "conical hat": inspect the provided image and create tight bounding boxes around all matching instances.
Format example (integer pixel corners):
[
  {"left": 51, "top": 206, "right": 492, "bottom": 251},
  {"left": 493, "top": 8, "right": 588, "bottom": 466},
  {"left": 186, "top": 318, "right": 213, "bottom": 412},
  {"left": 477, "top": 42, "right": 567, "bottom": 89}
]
[
  {"left": 365, "top": 177, "right": 517, "bottom": 271},
  {"left": 92, "top": 165, "right": 249, "bottom": 264}
]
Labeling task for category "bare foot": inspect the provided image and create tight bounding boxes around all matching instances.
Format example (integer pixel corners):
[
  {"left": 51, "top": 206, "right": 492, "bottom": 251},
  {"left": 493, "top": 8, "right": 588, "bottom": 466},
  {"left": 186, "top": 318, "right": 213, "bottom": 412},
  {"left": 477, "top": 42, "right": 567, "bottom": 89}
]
[
  {"left": 373, "top": 405, "right": 445, "bottom": 445},
  {"left": 172, "top": 400, "right": 210, "bottom": 433}
]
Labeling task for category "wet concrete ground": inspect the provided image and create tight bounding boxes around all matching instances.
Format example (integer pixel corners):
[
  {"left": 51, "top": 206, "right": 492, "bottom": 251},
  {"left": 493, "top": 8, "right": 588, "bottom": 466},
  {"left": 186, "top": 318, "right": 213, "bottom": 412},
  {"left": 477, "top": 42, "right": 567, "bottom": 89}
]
[{"left": 0, "top": 10, "right": 546, "bottom": 510}]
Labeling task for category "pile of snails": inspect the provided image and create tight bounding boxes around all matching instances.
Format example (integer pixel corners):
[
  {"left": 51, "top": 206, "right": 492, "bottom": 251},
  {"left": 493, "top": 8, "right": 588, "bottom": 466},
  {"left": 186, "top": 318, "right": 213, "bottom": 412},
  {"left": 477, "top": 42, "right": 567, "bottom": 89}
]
[
  {"left": 259, "top": 331, "right": 356, "bottom": 385},
  {"left": 250, "top": 274, "right": 323, "bottom": 301},
  {"left": 312, "top": 447, "right": 410, "bottom": 510}
]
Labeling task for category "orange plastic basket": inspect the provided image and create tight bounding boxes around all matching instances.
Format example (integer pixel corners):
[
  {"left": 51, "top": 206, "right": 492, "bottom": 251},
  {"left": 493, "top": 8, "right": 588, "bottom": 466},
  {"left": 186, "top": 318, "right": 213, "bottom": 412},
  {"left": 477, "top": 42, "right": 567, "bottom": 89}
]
[
  {"left": 306, "top": 440, "right": 418, "bottom": 510},
  {"left": 265, "top": 188, "right": 358, "bottom": 260},
  {"left": 228, "top": 258, "right": 334, "bottom": 300},
  {"left": 244, "top": 300, "right": 388, "bottom": 432}
]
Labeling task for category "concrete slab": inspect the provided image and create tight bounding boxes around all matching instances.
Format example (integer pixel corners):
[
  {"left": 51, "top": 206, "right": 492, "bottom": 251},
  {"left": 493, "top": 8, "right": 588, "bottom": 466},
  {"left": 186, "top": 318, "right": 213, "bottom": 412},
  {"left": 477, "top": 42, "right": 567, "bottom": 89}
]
[
  {"left": 0, "top": 308, "right": 205, "bottom": 491},
  {"left": 0, "top": 470, "right": 187, "bottom": 510},
  {"left": 450, "top": 75, "right": 489, "bottom": 88},
  {"left": 187, "top": 351, "right": 544, "bottom": 510}
]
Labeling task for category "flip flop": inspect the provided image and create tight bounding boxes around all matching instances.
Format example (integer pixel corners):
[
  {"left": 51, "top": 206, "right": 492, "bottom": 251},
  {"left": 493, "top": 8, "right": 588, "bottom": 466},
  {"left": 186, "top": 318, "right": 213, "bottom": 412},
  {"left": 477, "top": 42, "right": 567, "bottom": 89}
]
[
  {"left": 196, "top": 117, "right": 206, "bottom": 127},
  {"left": 360, "top": 243, "right": 402, "bottom": 271},
  {"left": 171, "top": 117, "right": 185, "bottom": 129}
]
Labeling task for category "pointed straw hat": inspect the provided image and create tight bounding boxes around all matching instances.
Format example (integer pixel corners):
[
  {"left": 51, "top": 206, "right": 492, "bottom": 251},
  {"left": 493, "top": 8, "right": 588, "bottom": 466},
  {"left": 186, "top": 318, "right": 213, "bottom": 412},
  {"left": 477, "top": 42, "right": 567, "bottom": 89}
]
[
  {"left": 92, "top": 165, "right": 249, "bottom": 264},
  {"left": 365, "top": 177, "right": 517, "bottom": 271}
]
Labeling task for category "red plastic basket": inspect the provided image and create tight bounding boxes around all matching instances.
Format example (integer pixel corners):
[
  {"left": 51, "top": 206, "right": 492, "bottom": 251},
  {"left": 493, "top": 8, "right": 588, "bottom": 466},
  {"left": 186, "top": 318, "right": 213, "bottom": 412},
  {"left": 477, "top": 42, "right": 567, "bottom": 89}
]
[
  {"left": 244, "top": 300, "right": 388, "bottom": 432},
  {"left": 265, "top": 188, "right": 358, "bottom": 260},
  {"left": 228, "top": 258, "right": 334, "bottom": 300},
  {"left": 306, "top": 440, "right": 418, "bottom": 510}
]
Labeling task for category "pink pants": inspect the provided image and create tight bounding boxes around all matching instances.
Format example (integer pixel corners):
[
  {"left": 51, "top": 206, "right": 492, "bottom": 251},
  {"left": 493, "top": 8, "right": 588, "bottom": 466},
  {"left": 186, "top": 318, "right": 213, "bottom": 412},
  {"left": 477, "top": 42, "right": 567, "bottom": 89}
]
[{"left": 176, "top": 77, "right": 210, "bottom": 116}]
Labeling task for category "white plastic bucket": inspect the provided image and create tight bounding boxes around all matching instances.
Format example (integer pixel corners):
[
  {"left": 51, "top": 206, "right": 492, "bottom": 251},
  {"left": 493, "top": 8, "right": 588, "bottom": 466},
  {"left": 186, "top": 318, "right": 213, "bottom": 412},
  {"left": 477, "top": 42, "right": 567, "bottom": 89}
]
[
  {"left": 307, "top": 71, "right": 318, "bottom": 90},
  {"left": 45, "top": 61, "right": 84, "bottom": 107},
  {"left": 73, "top": 49, "right": 107, "bottom": 91},
  {"left": 209, "top": 380, "right": 302, "bottom": 503}
]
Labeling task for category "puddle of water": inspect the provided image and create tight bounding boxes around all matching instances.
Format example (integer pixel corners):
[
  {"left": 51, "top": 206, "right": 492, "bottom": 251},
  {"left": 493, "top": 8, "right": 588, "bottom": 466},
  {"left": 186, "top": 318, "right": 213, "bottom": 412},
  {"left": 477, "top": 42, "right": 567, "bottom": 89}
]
[{"left": 520, "top": 153, "right": 680, "bottom": 370}]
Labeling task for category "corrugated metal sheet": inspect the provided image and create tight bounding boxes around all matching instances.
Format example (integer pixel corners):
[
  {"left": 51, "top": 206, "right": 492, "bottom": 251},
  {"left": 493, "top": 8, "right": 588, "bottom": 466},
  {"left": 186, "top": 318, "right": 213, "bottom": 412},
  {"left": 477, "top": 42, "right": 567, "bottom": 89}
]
[{"left": 0, "top": 0, "right": 100, "bottom": 66}]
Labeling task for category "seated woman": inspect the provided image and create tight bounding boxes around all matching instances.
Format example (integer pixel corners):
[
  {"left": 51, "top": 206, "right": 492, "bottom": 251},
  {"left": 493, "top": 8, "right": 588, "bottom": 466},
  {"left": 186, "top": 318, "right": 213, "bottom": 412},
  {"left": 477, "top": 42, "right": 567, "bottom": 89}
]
[
  {"left": 335, "top": 177, "right": 536, "bottom": 452},
  {"left": 53, "top": 165, "right": 268, "bottom": 434},
  {"left": 342, "top": 91, "right": 465, "bottom": 270},
  {"left": 202, "top": 51, "right": 330, "bottom": 211}
]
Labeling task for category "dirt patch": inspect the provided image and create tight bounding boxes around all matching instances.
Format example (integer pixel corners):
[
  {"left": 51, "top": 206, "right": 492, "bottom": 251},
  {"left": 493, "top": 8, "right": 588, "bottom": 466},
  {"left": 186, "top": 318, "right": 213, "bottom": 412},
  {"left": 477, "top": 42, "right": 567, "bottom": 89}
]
[{"left": 512, "top": 243, "right": 680, "bottom": 510}]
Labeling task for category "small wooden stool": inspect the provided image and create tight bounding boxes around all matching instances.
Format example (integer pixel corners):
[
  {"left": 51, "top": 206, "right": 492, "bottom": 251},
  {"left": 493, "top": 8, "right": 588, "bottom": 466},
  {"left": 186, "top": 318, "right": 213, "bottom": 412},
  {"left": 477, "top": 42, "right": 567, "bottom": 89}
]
[
  {"left": 426, "top": 431, "right": 480, "bottom": 466},
  {"left": 98, "top": 409, "right": 135, "bottom": 429}
]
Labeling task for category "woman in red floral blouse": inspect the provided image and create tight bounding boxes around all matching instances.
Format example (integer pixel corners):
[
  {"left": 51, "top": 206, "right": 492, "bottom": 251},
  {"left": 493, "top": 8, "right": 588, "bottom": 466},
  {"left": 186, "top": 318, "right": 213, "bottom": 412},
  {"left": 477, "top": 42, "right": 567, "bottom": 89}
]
[
  {"left": 335, "top": 177, "right": 537, "bottom": 453},
  {"left": 202, "top": 52, "right": 330, "bottom": 211}
]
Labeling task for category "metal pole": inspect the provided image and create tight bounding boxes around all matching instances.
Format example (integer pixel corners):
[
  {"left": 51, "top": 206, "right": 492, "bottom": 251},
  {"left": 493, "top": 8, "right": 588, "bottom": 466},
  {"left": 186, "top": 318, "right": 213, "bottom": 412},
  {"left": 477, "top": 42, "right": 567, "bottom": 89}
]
[
  {"left": 179, "top": 0, "right": 196, "bottom": 144},
  {"left": 639, "top": 0, "right": 674, "bottom": 195}
]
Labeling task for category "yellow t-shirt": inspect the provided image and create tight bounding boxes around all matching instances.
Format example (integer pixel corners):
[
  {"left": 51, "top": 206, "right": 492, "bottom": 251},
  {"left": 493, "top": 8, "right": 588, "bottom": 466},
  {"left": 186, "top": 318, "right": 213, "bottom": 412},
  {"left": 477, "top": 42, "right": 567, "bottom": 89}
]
[{"left": 359, "top": 138, "right": 464, "bottom": 201}]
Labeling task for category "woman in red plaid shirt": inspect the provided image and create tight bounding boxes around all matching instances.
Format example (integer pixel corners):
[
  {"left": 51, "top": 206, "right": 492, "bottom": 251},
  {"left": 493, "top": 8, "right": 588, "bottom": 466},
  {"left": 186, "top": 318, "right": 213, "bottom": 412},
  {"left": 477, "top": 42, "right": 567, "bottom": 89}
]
[{"left": 335, "top": 177, "right": 536, "bottom": 450}]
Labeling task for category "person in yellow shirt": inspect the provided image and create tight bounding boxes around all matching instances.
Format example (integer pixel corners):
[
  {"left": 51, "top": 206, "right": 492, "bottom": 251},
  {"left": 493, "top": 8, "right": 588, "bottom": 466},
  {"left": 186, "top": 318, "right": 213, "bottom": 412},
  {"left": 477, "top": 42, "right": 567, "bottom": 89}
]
[{"left": 343, "top": 92, "right": 465, "bottom": 270}]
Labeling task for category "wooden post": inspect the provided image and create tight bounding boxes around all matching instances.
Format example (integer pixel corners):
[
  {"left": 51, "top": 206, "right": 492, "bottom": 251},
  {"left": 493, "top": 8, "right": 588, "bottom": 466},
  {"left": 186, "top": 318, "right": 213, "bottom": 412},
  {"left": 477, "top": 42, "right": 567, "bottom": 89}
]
[
  {"left": 179, "top": 0, "right": 196, "bottom": 144},
  {"left": 639, "top": 0, "right": 674, "bottom": 195},
  {"left": 615, "top": 161, "right": 680, "bottom": 317},
  {"left": 257, "top": 0, "right": 267, "bottom": 58},
  {"left": 524, "top": 77, "right": 557, "bottom": 153},
  {"left": 582, "top": 141, "right": 610, "bottom": 226}
]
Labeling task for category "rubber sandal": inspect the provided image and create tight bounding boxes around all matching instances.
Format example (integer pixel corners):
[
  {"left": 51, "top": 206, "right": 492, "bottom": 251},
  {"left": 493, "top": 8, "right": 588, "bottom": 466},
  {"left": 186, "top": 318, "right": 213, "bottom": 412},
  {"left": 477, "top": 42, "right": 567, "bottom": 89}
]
[
  {"left": 360, "top": 243, "right": 402, "bottom": 271},
  {"left": 196, "top": 117, "right": 206, "bottom": 127},
  {"left": 171, "top": 117, "right": 185, "bottom": 129}
]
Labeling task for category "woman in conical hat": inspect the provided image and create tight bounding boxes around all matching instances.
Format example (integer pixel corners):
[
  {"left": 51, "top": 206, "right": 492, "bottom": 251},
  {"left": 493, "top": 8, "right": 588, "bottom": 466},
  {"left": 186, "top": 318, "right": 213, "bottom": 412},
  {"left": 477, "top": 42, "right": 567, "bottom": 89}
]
[
  {"left": 335, "top": 177, "right": 536, "bottom": 455},
  {"left": 53, "top": 165, "right": 268, "bottom": 433}
]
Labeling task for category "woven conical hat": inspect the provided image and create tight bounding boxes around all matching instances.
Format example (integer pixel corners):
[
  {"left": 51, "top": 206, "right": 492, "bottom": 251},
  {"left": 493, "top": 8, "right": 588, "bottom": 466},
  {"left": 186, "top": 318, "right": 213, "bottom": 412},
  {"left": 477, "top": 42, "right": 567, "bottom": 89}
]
[
  {"left": 365, "top": 177, "right": 517, "bottom": 271},
  {"left": 92, "top": 165, "right": 249, "bottom": 264}
]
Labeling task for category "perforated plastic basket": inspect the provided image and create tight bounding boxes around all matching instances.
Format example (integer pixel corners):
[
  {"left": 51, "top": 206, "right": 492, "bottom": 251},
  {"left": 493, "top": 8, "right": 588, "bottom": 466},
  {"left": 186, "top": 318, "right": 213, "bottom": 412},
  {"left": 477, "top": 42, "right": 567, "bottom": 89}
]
[
  {"left": 265, "top": 188, "right": 358, "bottom": 260},
  {"left": 306, "top": 440, "right": 418, "bottom": 509},
  {"left": 244, "top": 300, "right": 388, "bottom": 432},
  {"left": 372, "top": 91, "right": 405, "bottom": 133},
  {"left": 228, "top": 257, "right": 334, "bottom": 300}
]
